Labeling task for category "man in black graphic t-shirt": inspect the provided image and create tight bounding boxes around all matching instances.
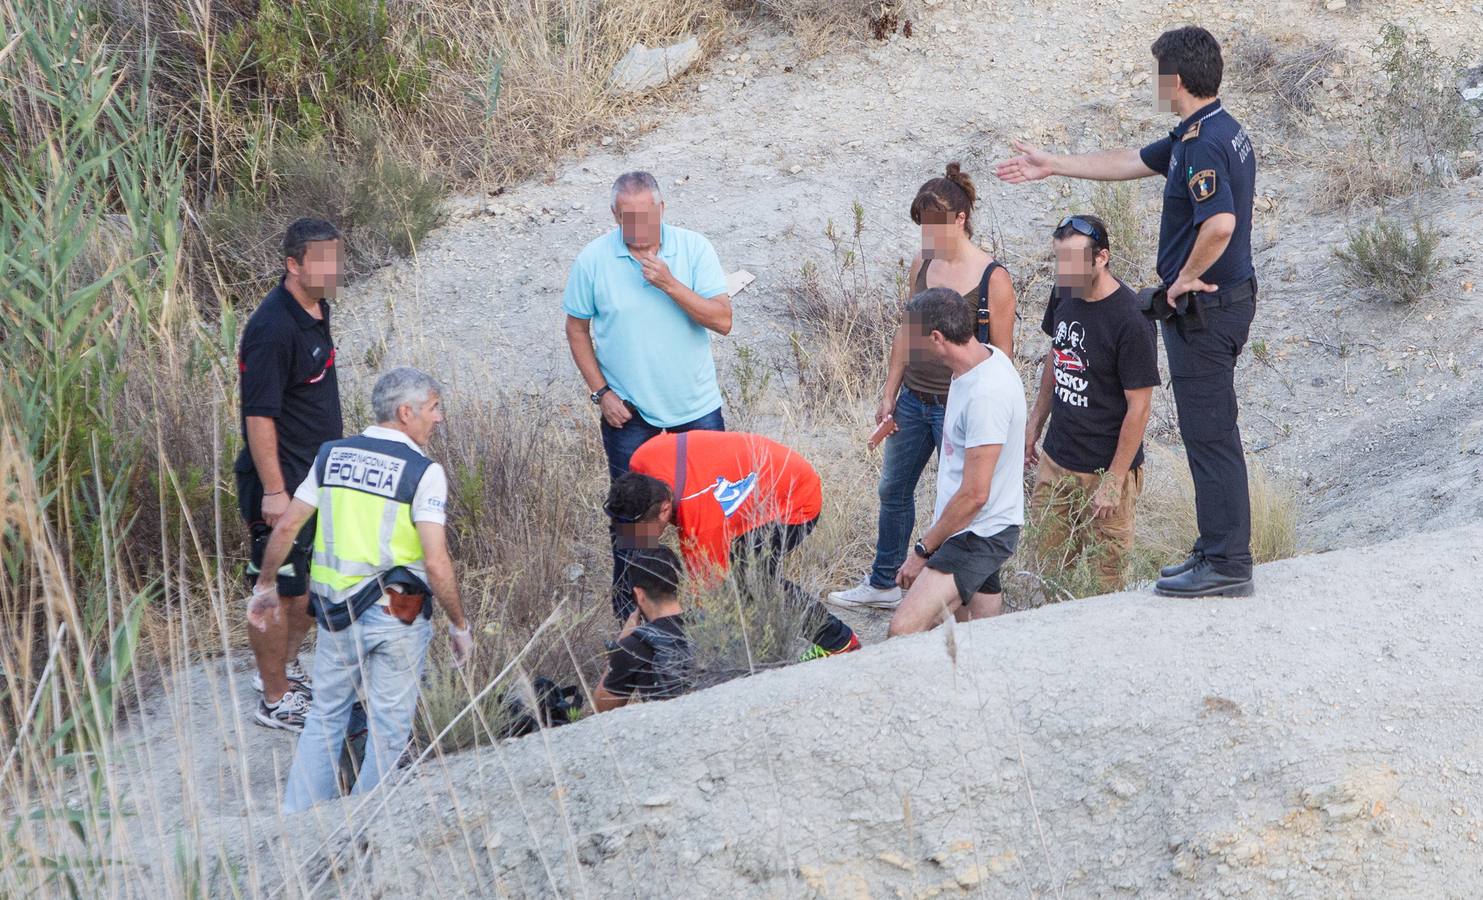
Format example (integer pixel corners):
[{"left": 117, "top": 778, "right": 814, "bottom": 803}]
[
  {"left": 997, "top": 27, "right": 1258, "bottom": 598},
  {"left": 1026, "top": 215, "right": 1159, "bottom": 591}
]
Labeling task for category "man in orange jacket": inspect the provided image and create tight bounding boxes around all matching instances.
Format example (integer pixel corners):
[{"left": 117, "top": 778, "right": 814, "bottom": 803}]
[{"left": 606, "top": 430, "right": 860, "bottom": 660}]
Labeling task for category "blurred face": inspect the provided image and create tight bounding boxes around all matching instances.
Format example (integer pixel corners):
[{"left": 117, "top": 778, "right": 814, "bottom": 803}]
[
  {"left": 905, "top": 311, "right": 949, "bottom": 364},
  {"left": 1154, "top": 61, "right": 1179, "bottom": 113},
  {"left": 616, "top": 499, "right": 673, "bottom": 547},
  {"left": 286, "top": 239, "right": 345, "bottom": 299},
  {"left": 918, "top": 207, "right": 966, "bottom": 256},
  {"left": 398, "top": 392, "right": 445, "bottom": 446},
  {"left": 613, "top": 190, "right": 664, "bottom": 248},
  {"left": 1053, "top": 235, "right": 1105, "bottom": 293}
]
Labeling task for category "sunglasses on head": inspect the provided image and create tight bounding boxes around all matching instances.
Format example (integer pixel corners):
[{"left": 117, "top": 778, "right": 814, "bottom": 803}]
[
  {"left": 604, "top": 499, "right": 646, "bottom": 524},
  {"left": 1055, "top": 215, "right": 1106, "bottom": 244}
]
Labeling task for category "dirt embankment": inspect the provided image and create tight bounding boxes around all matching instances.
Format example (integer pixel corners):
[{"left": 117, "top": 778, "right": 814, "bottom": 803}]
[{"left": 108, "top": 524, "right": 1483, "bottom": 898}]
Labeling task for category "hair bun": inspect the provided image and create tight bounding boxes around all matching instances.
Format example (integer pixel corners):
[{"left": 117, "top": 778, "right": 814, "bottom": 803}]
[{"left": 943, "top": 161, "right": 977, "bottom": 209}]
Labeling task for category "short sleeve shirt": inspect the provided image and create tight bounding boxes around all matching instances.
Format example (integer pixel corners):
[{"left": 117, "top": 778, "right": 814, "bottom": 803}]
[
  {"left": 293, "top": 426, "right": 448, "bottom": 525},
  {"left": 628, "top": 431, "right": 821, "bottom": 581},
  {"left": 562, "top": 223, "right": 728, "bottom": 428},
  {"left": 1139, "top": 101, "right": 1256, "bottom": 287},
  {"left": 935, "top": 349, "right": 1027, "bottom": 539},
  {"left": 1039, "top": 282, "right": 1160, "bottom": 474},
  {"left": 601, "top": 614, "right": 690, "bottom": 700},
  {"left": 234, "top": 279, "right": 343, "bottom": 489}
]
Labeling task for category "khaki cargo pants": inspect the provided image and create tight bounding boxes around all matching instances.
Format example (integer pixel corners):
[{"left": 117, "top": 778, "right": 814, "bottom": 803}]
[{"left": 1031, "top": 454, "right": 1142, "bottom": 593}]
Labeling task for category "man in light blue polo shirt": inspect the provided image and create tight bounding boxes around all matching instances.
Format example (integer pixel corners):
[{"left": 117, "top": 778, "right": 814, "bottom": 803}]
[{"left": 563, "top": 170, "right": 733, "bottom": 619}]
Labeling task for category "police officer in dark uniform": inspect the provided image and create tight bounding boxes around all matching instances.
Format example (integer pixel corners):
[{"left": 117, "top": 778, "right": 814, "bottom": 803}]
[{"left": 995, "top": 25, "right": 1257, "bottom": 597}]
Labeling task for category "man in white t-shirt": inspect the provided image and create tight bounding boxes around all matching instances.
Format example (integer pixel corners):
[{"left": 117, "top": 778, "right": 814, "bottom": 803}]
[
  {"left": 248, "top": 367, "right": 474, "bottom": 812},
  {"left": 889, "top": 288, "right": 1026, "bottom": 636}
]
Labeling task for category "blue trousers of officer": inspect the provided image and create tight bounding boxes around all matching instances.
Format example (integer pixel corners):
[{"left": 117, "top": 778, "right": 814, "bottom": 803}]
[{"left": 1160, "top": 279, "right": 1256, "bottom": 579}]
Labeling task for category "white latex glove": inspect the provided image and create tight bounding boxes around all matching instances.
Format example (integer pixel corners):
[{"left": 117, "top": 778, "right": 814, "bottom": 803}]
[
  {"left": 247, "top": 584, "right": 282, "bottom": 632},
  {"left": 448, "top": 623, "right": 474, "bottom": 668}
]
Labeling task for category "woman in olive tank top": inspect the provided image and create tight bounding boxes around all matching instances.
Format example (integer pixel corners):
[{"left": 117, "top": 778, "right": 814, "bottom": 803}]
[{"left": 827, "top": 162, "right": 1018, "bottom": 609}]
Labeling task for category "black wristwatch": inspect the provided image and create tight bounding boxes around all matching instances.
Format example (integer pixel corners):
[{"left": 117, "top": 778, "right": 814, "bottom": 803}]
[
  {"left": 590, "top": 385, "right": 612, "bottom": 404},
  {"left": 913, "top": 540, "right": 933, "bottom": 560}
]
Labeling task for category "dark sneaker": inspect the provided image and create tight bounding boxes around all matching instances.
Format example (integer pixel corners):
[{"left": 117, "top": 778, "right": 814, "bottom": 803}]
[
  {"left": 1154, "top": 560, "right": 1254, "bottom": 598},
  {"left": 1159, "top": 551, "right": 1204, "bottom": 579},
  {"left": 800, "top": 633, "right": 862, "bottom": 662},
  {"left": 255, "top": 688, "right": 312, "bottom": 732}
]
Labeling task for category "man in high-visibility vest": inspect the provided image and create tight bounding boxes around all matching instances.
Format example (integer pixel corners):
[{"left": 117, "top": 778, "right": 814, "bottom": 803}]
[{"left": 249, "top": 366, "right": 473, "bottom": 813}]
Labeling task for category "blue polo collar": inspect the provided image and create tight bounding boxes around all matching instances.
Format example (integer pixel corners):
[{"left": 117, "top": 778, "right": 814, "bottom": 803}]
[
  {"left": 614, "top": 222, "right": 678, "bottom": 260},
  {"left": 1171, "top": 99, "right": 1224, "bottom": 140}
]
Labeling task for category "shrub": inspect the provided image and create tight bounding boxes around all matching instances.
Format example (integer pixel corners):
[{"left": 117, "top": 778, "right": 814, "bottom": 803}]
[
  {"left": 1334, "top": 217, "right": 1443, "bottom": 305},
  {"left": 1228, "top": 28, "right": 1340, "bottom": 122},
  {"left": 782, "top": 202, "right": 905, "bottom": 409},
  {"left": 1319, "top": 26, "right": 1477, "bottom": 211},
  {"left": 1372, "top": 24, "right": 1476, "bottom": 185},
  {"left": 202, "top": 123, "right": 445, "bottom": 289},
  {"left": 1090, "top": 182, "right": 1159, "bottom": 287},
  {"left": 751, "top": 0, "right": 907, "bottom": 53}
]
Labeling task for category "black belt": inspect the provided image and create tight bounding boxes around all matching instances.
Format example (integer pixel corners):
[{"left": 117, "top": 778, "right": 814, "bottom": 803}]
[
  {"left": 906, "top": 387, "right": 949, "bottom": 406},
  {"left": 1197, "top": 276, "right": 1257, "bottom": 308}
]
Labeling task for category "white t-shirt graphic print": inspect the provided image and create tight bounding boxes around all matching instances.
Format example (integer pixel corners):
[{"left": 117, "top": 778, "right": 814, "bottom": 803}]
[{"left": 934, "top": 348, "right": 1026, "bottom": 539}]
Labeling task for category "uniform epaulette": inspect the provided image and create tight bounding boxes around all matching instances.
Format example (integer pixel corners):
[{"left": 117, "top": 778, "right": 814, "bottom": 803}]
[{"left": 1181, "top": 120, "right": 1202, "bottom": 142}]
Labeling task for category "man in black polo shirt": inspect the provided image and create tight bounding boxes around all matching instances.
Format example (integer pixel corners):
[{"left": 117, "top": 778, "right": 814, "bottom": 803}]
[
  {"left": 1025, "top": 215, "right": 1159, "bottom": 593},
  {"left": 235, "top": 218, "right": 345, "bottom": 730},
  {"left": 996, "top": 25, "right": 1258, "bottom": 598}
]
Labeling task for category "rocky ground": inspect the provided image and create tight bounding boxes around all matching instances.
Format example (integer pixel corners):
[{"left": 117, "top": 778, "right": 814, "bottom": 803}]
[
  {"left": 108, "top": 525, "right": 1483, "bottom": 898},
  {"left": 89, "top": 1, "right": 1483, "bottom": 896},
  {"left": 335, "top": 0, "right": 1483, "bottom": 553}
]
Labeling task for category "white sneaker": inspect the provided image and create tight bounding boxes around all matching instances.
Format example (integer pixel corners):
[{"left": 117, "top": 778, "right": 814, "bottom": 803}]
[
  {"left": 251, "top": 660, "right": 312, "bottom": 695},
  {"left": 254, "top": 688, "right": 311, "bottom": 732},
  {"left": 285, "top": 656, "right": 311, "bottom": 685},
  {"left": 826, "top": 581, "right": 903, "bottom": 610}
]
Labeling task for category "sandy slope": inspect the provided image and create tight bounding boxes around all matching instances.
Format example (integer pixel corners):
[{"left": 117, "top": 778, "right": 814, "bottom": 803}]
[
  {"left": 87, "top": 4, "right": 1483, "bottom": 896},
  {"left": 334, "top": 0, "right": 1483, "bottom": 554},
  {"left": 108, "top": 524, "right": 1483, "bottom": 897}
]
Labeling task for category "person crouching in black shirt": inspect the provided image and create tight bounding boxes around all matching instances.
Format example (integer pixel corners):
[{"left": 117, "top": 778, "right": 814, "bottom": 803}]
[
  {"left": 594, "top": 547, "right": 694, "bottom": 711},
  {"left": 1025, "top": 215, "right": 1160, "bottom": 593}
]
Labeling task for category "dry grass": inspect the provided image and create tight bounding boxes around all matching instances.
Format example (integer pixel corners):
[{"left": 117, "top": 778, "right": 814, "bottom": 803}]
[
  {"left": 781, "top": 201, "right": 908, "bottom": 409},
  {"left": 97, "top": 0, "right": 895, "bottom": 295},
  {"left": 1090, "top": 181, "right": 1159, "bottom": 287},
  {"left": 1227, "top": 27, "right": 1342, "bottom": 123},
  {"left": 752, "top": 0, "right": 906, "bottom": 55}
]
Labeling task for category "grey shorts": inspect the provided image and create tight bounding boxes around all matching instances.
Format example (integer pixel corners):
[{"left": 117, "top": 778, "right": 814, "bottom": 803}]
[{"left": 927, "top": 526, "right": 1020, "bottom": 606}]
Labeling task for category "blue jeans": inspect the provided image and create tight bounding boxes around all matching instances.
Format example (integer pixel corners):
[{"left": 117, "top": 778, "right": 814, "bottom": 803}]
[
  {"left": 870, "top": 389, "right": 945, "bottom": 589},
  {"left": 599, "top": 405, "right": 726, "bottom": 481},
  {"left": 603, "top": 405, "right": 725, "bottom": 620},
  {"left": 282, "top": 605, "right": 432, "bottom": 814}
]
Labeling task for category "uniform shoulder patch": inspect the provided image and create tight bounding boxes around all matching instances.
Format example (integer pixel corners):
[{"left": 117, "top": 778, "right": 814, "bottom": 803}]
[
  {"left": 1181, "top": 120, "right": 1202, "bottom": 142},
  {"left": 1188, "top": 169, "right": 1218, "bottom": 202}
]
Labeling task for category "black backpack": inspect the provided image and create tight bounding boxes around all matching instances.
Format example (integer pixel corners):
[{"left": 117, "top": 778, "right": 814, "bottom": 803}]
[{"left": 499, "top": 677, "right": 584, "bottom": 738}]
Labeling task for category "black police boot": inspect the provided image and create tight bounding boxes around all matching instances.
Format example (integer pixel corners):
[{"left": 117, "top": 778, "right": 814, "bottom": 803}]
[
  {"left": 1155, "top": 559, "right": 1254, "bottom": 598},
  {"left": 1159, "top": 551, "right": 1204, "bottom": 579}
]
